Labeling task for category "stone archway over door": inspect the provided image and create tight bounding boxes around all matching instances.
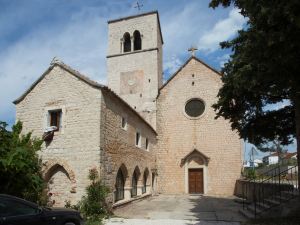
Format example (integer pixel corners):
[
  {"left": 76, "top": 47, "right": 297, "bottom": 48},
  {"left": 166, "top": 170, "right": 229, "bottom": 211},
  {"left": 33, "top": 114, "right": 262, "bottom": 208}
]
[
  {"left": 181, "top": 149, "right": 210, "bottom": 194},
  {"left": 47, "top": 165, "right": 72, "bottom": 206},
  {"left": 43, "top": 159, "right": 76, "bottom": 206}
]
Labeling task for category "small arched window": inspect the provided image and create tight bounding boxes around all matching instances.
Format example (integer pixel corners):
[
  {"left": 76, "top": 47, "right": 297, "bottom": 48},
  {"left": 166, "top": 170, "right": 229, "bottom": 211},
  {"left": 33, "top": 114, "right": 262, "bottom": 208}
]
[
  {"left": 133, "top": 30, "right": 142, "bottom": 51},
  {"left": 115, "top": 168, "right": 125, "bottom": 202},
  {"left": 123, "top": 32, "right": 131, "bottom": 52}
]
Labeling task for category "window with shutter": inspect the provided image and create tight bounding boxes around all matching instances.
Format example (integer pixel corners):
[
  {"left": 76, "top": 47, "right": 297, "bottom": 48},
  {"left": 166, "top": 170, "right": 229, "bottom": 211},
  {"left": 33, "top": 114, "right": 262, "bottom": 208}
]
[{"left": 49, "top": 109, "right": 62, "bottom": 131}]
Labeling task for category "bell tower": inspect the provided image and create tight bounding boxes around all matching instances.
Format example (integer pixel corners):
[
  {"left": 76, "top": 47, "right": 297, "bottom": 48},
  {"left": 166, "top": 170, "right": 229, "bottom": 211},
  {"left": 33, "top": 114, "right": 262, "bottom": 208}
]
[{"left": 106, "top": 11, "right": 163, "bottom": 128}]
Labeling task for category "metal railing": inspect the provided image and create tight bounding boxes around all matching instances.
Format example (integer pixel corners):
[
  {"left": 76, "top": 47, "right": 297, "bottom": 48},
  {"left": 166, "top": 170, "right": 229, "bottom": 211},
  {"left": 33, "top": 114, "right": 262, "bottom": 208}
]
[{"left": 242, "top": 165, "right": 298, "bottom": 217}]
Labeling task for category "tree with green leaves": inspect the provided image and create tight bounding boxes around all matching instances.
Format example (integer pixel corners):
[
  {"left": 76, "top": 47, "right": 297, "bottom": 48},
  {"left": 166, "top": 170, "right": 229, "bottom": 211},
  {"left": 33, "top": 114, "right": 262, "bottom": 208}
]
[
  {"left": 66, "top": 168, "right": 109, "bottom": 224},
  {"left": 209, "top": 0, "right": 300, "bottom": 188},
  {"left": 258, "top": 140, "right": 288, "bottom": 165},
  {"left": 0, "top": 121, "right": 45, "bottom": 203}
]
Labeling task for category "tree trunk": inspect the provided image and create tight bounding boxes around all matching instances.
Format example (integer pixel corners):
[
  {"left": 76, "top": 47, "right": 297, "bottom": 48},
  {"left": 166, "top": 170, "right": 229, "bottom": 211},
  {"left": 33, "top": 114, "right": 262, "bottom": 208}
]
[{"left": 295, "top": 95, "right": 300, "bottom": 196}]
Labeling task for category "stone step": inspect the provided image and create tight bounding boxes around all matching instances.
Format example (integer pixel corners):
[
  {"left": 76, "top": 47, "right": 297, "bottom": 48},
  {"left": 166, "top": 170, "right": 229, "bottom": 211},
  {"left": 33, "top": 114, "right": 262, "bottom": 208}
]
[
  {"left": 263, "top": 198, "right": 281, "bottom": 206},
  {"left": 239, "top": 208, "right": 255, "bottom": 219},
  {"left": 273, "top": 194, "right": 290, "bottom": 202},
  {"left": 247, "top": 204, "right": 264, "bottom": 215},
  {"left": 281, "top": 190, "right": 299, "bottom": 198},
  {"left": 240, "top": 189, "right": 299, "bottom": 220}
]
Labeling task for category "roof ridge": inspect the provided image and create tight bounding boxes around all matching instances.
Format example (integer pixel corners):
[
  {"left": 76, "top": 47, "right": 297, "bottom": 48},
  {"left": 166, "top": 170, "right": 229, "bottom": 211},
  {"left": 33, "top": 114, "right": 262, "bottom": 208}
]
[
  {"left": 159, "top": 56, "right": 222, "bottom": 92},
  {"left": 13, "top": 60, "right": 157, "bottom": 135},
  {"left": 107, "top": 10, "right": 158, "bottom": 24},
  {"left": 50, "top": 58, "right": 104, "bottom": 88},
  {"left": 107, "top": 10, "right": 163, "bottom": 44}
]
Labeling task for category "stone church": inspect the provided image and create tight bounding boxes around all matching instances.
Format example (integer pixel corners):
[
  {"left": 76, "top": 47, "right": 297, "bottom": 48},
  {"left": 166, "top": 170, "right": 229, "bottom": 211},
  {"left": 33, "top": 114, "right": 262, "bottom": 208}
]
[{"left": 14, "top": 11, "right": 243, "bottom": 207}]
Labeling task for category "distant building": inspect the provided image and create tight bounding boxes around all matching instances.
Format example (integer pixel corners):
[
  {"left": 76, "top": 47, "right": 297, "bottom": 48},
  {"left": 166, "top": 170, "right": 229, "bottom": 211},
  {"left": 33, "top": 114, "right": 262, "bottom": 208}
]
[
  {"left": 263, "top": 153, "right": 279, "bottom": 165},
  {"left": 262, "top": 152, "right": 297, "bottom": 165},
  {"left": 282, "top": 152, "right": 297, "bottom": 165},
  {"left": 243, "top": 159, "right": 262, "bottom": 168}
]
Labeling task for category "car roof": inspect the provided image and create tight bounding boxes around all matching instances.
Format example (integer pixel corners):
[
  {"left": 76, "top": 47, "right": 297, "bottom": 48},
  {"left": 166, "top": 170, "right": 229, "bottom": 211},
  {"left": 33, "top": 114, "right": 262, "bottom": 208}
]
[{"left": 0, "top": 194, "right": 38, "bottom": 208}]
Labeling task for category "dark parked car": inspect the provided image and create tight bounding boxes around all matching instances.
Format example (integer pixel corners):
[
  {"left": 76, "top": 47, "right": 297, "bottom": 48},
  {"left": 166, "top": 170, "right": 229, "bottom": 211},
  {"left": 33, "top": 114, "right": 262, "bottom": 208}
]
[{"left": 0, "top": 194, "right": 84, "bottom": 225}]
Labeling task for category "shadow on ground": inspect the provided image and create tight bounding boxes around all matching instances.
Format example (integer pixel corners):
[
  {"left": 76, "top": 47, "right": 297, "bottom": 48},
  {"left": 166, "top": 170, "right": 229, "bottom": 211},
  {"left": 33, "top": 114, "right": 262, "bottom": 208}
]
[{"left": 113, "top": 195, "right": 246, "bottom": 223}]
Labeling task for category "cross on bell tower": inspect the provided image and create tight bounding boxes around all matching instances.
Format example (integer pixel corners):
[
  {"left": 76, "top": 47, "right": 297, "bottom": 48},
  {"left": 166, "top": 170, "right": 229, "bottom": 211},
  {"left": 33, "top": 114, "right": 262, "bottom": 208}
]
[
  {"left": 188, "top": 46, "right": 198, "bottom": 56},
  {"left": 134, "top": 1, "right": 143, "bottom": 11}
]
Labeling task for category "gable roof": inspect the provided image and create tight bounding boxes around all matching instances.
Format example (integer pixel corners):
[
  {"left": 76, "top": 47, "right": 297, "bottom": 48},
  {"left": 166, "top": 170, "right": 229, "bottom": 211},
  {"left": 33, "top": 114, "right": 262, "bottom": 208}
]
[
  {"left": 13, "top": 59, "right": 104, "bottom": 105},
  {"left": 107, "top": 10, "right": 164, "bottom": 44},
  {"left": 265, "top": 152, "right": 297, "bottom": 159},
  {"left": 159, "top": 56, "right": 222, "bottom": 92},
  {"left": 285, "top": 152, "right": 297, "bottom": 159},
  {"left": 13, "top": 59, "right": 157, "bottom": 135}
]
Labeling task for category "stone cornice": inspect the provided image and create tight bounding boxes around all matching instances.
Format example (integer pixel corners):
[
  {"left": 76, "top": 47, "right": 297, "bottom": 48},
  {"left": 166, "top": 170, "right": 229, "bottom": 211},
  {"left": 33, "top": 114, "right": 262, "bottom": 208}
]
[{"left": 106, "top": 47, "right": 159, "bottom": 58}]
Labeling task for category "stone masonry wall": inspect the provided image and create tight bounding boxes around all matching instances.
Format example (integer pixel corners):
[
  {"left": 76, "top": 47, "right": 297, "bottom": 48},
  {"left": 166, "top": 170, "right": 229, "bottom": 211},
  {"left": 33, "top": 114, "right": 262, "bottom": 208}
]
[
  {"left": 107, "top": 50, "right": 159, "bottom": 128},
  {"left": 107, "top": 12, "right": 163, "bottom": 129},
  {"left": 15, "top": 65, "right": 102, "bottom": 206},
  {"left": 156, "top": 58, "right": 243, "bottom": 196},
  {"left": 100, "top": 89, "right": 157, "bottom": 204},
  {"left": 107, "top": 13, "right": 161, "bottom": 56}
]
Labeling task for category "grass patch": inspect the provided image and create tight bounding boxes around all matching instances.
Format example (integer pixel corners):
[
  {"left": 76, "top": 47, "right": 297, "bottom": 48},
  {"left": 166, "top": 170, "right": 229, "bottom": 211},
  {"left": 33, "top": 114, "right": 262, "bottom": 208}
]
[{"left": 85, "top": 218, "right": 104, "bottom": 225}]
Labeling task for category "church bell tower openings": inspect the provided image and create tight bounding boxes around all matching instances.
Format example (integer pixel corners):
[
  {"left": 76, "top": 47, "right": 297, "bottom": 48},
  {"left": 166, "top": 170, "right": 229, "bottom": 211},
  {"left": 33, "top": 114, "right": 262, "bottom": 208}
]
[{"left": 106, "top": 11, "right": 163, "bottom": 128}]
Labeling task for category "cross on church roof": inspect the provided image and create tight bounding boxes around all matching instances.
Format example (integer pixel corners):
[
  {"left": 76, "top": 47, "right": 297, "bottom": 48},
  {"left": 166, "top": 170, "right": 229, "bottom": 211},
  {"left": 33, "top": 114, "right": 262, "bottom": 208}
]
[
  {"left": 188, "top": 46, "right": 198, "bottom": 56},
  {"left": 134, "top": 1, "right": 143, "bottom": 11}
]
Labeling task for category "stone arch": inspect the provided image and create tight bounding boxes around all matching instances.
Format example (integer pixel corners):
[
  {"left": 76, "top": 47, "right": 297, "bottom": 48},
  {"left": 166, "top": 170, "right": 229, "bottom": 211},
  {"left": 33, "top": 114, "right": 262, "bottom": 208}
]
[
  {"left": 123, "top": 32, "right": 131, "bottom": 52},
  {"left": 131, "top": 166, "right": 141, "bottom": 197},
  {"left": 181, "top": 149, "right": 210, "bottom": 194},
  {"left": 133, "top": 30, "right": 142, "bottom": 50},
  {"left": 132, "top": 166, "right": 141, "bottom": 183},
  {"left": 117, "top": 163, "right": 128, "bottom": 185},
  {"left": 181, "top": 149, "right": 210, "bottom": 167},
  {"left": 43, "top": 159, "right": 76, "bottom": 193},
  {"left": 114, "top": 163, "right": 128, "bottom": 202},
  {"left": 142, "top": 167, "right": 150, "bottom": 194}
]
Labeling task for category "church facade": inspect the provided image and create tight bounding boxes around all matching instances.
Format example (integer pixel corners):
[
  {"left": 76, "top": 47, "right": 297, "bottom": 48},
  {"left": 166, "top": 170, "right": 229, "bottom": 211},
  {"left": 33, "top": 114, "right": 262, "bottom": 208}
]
[{"left": 14, "top": 11, "right": 242, "bottom": 207}]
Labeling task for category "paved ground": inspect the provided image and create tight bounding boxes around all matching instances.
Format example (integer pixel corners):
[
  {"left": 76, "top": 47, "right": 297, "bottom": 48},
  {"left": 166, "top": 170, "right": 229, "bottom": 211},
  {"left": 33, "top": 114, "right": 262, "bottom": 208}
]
[
  {"left": 105, "top": 195, "right": 246, "bottom": 225},
  {"left": 105, "top": 218, "right": 241, "bottom": 225}
]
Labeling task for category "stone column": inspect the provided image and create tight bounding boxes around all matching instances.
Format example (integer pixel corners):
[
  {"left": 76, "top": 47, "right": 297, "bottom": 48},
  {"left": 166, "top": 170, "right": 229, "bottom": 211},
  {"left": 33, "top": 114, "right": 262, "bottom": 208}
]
[
  {"left": 124, "top": 186, "right": 132, "bottom": 200},
  {"left": 146, "top": 185, "right": 151, "bottom": 194},
  {"left": 120, "top": 38, "right": 124, "bottom": 53},
  {"left": 137, "top": 185, "right": 143, "bottom": 196},
  {"left": 131, "top": 36, "right": 134, "bottom": 51}
]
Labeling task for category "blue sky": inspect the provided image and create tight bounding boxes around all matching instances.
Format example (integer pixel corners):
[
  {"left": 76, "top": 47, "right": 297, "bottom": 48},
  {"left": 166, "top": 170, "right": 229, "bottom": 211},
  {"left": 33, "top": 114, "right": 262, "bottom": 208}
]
[{"left": 0, "top": 0, "right": 294, "bottom": 159}]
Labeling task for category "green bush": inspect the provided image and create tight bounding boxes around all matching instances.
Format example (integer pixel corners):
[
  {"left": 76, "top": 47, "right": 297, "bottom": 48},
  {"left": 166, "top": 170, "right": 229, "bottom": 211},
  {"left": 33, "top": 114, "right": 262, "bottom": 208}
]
[
  {"left": 243, "top": 168, "right": 257, "bottom": 179},
  {"left": 65, "top": 168, "right": 110, "bottom": 223},
  {"left": 0, "top": 121, "right": 46, "bottom": 203}
]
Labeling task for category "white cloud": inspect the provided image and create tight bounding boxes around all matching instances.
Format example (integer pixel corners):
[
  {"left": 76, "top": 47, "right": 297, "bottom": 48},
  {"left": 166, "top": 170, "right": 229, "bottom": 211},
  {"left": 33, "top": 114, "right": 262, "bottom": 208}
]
[
  {"left": 198, "top": 8, "right": 246, "bottom": 53},
  {"left": 0, "top": 8, "right": 108, "bottom": 123},
  {"left": 160, "top": 2, "right": 245, "bottom": 78},
  {"left": 217, "top": 53, "right": 230, "bottom": 68},
  {"left": 164, "top": 55, "right": 183, "bottom": 77},
  {"left": 263, "top": 100, "right": 291, "bottom": 112},
  {"left": 0, "top": 0, "right": 246, "bottom": 125},
  {"left": 161, "top": 1, "right": 219, "bottom": 78}
]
